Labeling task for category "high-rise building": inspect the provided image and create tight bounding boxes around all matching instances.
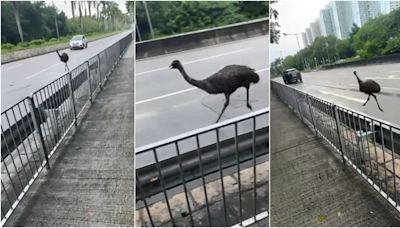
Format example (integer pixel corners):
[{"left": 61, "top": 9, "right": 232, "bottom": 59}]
[
  {"left": 310, "top": 20, "right": 322, "bottom": 41},
  {"left": 380, "top": 1, "right": 400, "bottom": 14},
  {"left": 304, "top": 0, "right": 399, "bottom": 43},
  {"left": 330, "top": 1, "right": 355, "bottom": 39},
  {"left": 301, "top": 32, "right": 308, "bottom": 47},
  {"left": 319, "top": 7, "right": 336, "bottom": 37},
  {"left": 306, "top": 28, "right": 312, "bottom": 45},
  {"left": 352, "top": 1, "right": 381, "bottom": 27}
]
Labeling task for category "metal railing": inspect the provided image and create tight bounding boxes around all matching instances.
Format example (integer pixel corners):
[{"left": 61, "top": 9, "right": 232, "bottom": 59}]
[
  {"left": 1, "top": 32, "right": 133, "bottom": 225},
  {"left": 135, "top": 108, "right": 269, "bottom": 227},
  {"left": 271, "top": 80, "right": 400, "bottom": 214}
]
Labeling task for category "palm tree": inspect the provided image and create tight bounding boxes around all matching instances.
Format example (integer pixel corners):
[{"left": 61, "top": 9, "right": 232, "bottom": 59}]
[
  {"left": 100, "top": 1, "right": 109, "bottom": 31},
  {"left": 70, "top": 1, "right": 76, "bottom": 18},
  {"left": 96, "top": 1, "right": 101, "bottom": 19},
  {"left": 78, "top": 1, "right": 83, "bottom": 33},
  {"left": 88, "top": 1, "right": 92, "bottom": 17},
  {"left": 108, "top": 2, "right": 120, "bottom": 30},
  {"left": 11, "top": 1, "right": 24, "bottom": 42}
]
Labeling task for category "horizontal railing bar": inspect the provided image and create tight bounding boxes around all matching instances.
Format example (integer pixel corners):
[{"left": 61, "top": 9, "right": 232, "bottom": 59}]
[
  {"left": 136, "top": 128, "right": 268, "bottom": 198},
  {"left": 232, "top": 211, "right": 269, "bottom": 227},
  {"left": 136, "top": 107, "right": 269, "bottom": 154}
]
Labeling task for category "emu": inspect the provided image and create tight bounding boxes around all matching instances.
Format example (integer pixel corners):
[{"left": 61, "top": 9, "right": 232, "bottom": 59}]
[
  {"left": 353, "top": 71, "right": 383, "bottom": 112},
  {"left": 170, "top": 60, "right": 260, "bottom": 122},
  {"left": 56, "top": 50, "right": 70, "bottom": 72}
]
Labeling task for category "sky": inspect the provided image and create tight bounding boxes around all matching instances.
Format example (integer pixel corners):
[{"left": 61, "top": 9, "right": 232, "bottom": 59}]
[
  {"left": 51, "top": 0, "right": 128, "bottom": 18},
  {"left": 270, "top": 0, "right": 330, "bottom": 63}
]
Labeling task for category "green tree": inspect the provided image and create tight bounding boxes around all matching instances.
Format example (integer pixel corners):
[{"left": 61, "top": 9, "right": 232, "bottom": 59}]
[{"left": 136, "top": 1, "right": 268, "bottom": 40}]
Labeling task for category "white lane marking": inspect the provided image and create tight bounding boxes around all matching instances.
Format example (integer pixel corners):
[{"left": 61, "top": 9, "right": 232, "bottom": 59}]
[
  {"left": 26, "top": 63, "right": 61, "bottom": 79},
  {"left": 136, "top": 48, "right": 252, "bottom": 76},
  {"left": 1, "top": 63, "right": 23, "bottom": 72},
  {"left": 364, "top": 77, "right": 400, "bottom": 80},
  {"left": 136, "top": 88, "right": 197, "bottom": 105},
  {"left": 349, "top": 83, "right": 400, "bottom": 92},
  {"left": 319, "top": 90, "right": 365, "bottom": 103},
  {"left": 136, "top": 67, "right": 268, "bottom": 105}
]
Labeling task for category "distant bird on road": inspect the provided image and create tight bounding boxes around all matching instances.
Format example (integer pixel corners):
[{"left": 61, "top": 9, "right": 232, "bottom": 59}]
[
  {"left": 353, "top": 71, "right": 383, "bottom": 112},
  {"left": 170, "top": 60, "right": 260, "bottom": 122},
  {"left": 56, "top": 50, "right": 70, "bottom": 72}
]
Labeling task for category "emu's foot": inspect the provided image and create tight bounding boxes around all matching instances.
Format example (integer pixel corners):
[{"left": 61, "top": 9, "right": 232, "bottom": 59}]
[
  {"left": 247, "top": 104, "right": 253, "bottom": 110},
  {"left": 379, "top": 107, "right": 384, "bottom": 112}
]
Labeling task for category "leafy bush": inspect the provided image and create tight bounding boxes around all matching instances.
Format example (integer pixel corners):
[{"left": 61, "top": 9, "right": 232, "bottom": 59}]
[
  {"left": 382, "top": 36, "right": 400, "bottom": 55},
  {"left": 48, "top": 37, "right": 58, "bottom": 42},
  {"left": 1, "top": 43, "right": 14, "bottom": 49},
  {"left": 29, "top": 39, "right": 45, "bottom": 46},
  {"left": 17, "top": 42, "right": 30, "bottom": 47}
]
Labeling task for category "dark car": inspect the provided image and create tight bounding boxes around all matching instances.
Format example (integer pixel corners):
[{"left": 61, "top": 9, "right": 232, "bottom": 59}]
[{"left": 283, "top": 68, "right": 302, "bottom": 84}]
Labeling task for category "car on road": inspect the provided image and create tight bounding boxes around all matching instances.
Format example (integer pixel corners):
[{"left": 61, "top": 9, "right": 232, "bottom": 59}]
[
  {"left": 282, "top": 68, "right": 302, "bottom": 84},
  {"left": 70, "top": 35, "right": 87, "bottom": 50}
]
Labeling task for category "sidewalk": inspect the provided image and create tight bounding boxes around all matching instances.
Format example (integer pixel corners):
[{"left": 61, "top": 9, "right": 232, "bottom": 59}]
[
  {"left": 5, "top": 44, "right": 134, "bottom": 226},
  {"left": 270, "top": 92, "right": 400, "bottom": 226}
]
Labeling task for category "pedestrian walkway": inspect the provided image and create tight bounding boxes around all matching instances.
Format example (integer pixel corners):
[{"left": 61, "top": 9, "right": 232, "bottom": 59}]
[
  {"left": 5, "top": 43, "right": 134, "bottom": 226},
  {"left": 270, "top": 91, "right": 400, "bottom": 226}
]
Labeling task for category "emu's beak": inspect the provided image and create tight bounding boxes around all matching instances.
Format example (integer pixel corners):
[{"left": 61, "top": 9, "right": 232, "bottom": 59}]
[{"left": 169, "top": 64, "right": 173, "bottom": 69}]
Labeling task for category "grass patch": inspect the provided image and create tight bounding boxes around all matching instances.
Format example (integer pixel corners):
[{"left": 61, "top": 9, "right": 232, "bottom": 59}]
[{"left": 1, "top": 30, "right": 126, "bottom": 54}]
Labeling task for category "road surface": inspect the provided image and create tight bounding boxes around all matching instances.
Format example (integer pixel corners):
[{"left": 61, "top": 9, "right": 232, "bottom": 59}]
[
  {"left": 273, "top": 63, "right": 400, "bottom": 126},
  {"left": 1, "top": 30, "right": 132, "bottom": 112},
  {"left": 136, "top": 35, "right": 269, "bottom": 165}
]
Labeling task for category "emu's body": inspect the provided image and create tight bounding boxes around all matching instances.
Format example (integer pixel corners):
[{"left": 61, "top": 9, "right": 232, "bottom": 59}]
[
  {"left": 170, "top": 60, "right": 260, "bottom": 122},
  {"left": 56, "top": 50, "right": 70, "bottom": 72},
  {"left": 354, "top": 71, "right": 383, "bottom": 112}
]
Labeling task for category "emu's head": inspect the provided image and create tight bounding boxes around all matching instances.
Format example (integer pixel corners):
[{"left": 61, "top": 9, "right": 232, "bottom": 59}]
[
  {"left": 353, "top": 71, "right": 362, "bottom": 84},
  {"left": 169, "top": 60, "right": 182, "bottom": 70}
]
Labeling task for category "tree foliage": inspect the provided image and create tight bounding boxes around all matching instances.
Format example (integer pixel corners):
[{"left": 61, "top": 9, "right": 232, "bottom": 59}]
[
  {"left": 136, "top": 1, "right": 268, "bottom": 40},
  {"left": 1, "top": 1, "right": 129, "bottom": 45},
  {"left": 272, "top": 8, "right": 400, "bottom": 75}
]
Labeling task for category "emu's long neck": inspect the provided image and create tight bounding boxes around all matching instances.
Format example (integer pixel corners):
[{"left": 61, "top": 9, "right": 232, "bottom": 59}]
[
  {"left": 177, "top": 66, "right": 210, "bottom": 92},
  {"left": 56, "top": 51, "right": 61, "bottom": 58},
  {"left": 354, "top": 73, "right": 362, "bottom": 85}
]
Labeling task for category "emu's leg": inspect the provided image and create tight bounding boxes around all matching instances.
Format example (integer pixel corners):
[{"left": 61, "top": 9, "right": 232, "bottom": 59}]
[
  {"left": 372, "top": 94, "right": 384, "bottom": 112},
  {"left": 246, "top": 86, "right": 252, "bottom": 110},
  {"left": 216, "top": 94, "right": 230, "bottom": 123},
  {"left": 65, "top": 63, "right": 70, "bottom": 73},
  {"left": 363, "top": 95, "right": 370, "bottom": 106}
]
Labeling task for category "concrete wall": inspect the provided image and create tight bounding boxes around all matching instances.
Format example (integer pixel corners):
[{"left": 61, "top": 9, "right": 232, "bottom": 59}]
[
  {"left": 136, "top": 18, "right": 269, "bottom": 59},
  {"left": 322, "top": 53, "right": 400, "bottom": 70}
]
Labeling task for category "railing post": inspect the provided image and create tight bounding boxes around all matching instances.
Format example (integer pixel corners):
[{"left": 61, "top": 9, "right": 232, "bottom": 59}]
[
  {"left": 306, "top": 94, "right": 318, "bottom": 135},
  {"left": 293, "top": 89, "right": 304, "bottom": 122},
  {"left": 67, "top": 72, "right": 78, "bottom": 127},
  {"left": 28, "top": 97, "right": 50, "bottom": 169},
  {"left": 333, "top": 105, "right": 346, "bottom": 165},
  {"left": 86, "top": 61, "right": 92, "bottom": 103},
  {"left": 97, "top": 54, "right": 103, "bottom": 91}
]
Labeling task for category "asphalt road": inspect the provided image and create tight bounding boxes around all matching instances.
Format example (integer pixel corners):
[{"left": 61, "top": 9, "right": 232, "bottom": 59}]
[
  {"left": 136, "top": 36, "right": 269, "bottom": 164},
  {"left": 273, "top": 62, "right": 400, "bottom": 126},
  {"left": 1, "top": 30, "right": 132, "bottom": 112}
]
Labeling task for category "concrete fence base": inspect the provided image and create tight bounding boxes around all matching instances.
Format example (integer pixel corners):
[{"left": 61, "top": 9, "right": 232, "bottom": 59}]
[
  {"left": 136, "top": 18, "right": 269, "bottom": 59},
  {"left": 322, "top": 53, "right": 400, "bottom": 70}
]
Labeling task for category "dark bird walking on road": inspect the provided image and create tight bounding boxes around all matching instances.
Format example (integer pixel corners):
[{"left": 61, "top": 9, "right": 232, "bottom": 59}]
[
  {"left": 170, "top": 60, "right": 260, "bottom": 122},
  {"left": 56, "top": 50, "right": 70, "bottom": 72},
  {"left": 354, "top": 71, "right": 383, "bottom": 112}
]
